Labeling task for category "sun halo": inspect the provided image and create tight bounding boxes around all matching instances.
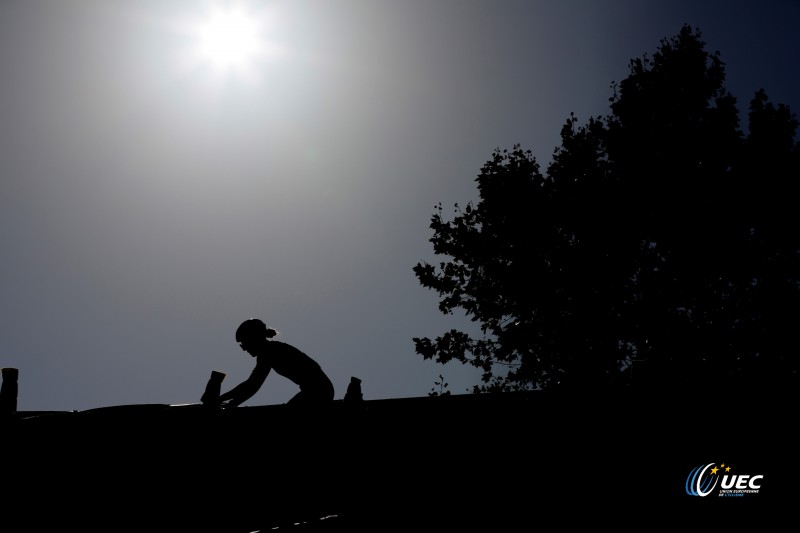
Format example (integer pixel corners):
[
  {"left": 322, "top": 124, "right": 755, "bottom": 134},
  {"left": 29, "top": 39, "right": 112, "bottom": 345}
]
[{"left": 194, "top": 6, "right": 264, "bottom": 74}]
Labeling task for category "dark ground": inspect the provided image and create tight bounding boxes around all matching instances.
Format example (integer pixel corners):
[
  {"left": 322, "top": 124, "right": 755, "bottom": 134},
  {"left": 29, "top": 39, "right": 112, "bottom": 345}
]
[{"left": 3, "top": 391, "right": 794, "bottom": 531}]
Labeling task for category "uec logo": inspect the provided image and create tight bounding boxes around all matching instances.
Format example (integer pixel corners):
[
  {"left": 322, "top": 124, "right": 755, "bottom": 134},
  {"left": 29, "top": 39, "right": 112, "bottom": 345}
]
[{"left": 686, "top": 463, "right": 763, "bottom": 497}]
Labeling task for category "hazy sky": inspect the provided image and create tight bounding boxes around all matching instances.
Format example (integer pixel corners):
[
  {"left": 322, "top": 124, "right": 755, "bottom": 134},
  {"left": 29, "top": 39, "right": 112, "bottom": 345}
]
[{"left": 2, "top": 0, "right": 798, "bottom": 411}]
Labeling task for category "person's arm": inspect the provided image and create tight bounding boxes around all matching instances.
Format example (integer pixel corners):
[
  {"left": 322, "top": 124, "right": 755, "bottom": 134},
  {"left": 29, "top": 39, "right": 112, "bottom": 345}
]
[{"left": 218, "top": 357, "right": 270, "bottom": 407}]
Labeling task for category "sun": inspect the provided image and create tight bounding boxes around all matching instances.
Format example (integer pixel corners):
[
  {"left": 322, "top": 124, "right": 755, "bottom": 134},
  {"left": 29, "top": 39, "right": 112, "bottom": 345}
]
[
  {"left": 168, "top": 3, "right": 288, "bottom": 86},
  {"left": 193, "top": 5, "right": 264, "bottom": 74}
]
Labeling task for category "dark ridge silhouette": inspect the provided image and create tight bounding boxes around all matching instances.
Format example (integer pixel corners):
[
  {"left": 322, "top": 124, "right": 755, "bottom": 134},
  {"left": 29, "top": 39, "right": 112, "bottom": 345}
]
[{"left": 3, "top": 390, "right": 794, "bottom": 530}]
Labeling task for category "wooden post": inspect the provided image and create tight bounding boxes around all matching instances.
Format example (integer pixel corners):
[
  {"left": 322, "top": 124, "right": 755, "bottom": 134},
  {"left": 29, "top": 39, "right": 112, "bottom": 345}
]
[
  {"left": 1, "top": 367, "right": 18, "bottom": 414},
  {"left": 201, "top": 370, "right": 226, "bottom": 407},
  {"left": 344, "top": 376, "right": 363, "bottom": 402}
]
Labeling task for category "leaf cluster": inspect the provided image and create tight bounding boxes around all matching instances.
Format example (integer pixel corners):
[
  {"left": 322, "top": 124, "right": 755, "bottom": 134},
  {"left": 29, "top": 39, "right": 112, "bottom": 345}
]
[{"left": 414, "top": 25, "right": 800, "bottom": 393}]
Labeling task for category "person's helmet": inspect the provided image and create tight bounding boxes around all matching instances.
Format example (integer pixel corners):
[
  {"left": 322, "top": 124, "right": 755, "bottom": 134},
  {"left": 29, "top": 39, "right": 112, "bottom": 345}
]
[{"left": 236, "top": 318, "right": 268, "bottom": 343}]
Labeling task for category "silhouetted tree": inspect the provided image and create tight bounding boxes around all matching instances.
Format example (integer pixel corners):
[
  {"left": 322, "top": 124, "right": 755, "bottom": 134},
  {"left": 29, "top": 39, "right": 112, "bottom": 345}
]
[{"left": 413, "top": 25, "right": 799, "bottom": 393}]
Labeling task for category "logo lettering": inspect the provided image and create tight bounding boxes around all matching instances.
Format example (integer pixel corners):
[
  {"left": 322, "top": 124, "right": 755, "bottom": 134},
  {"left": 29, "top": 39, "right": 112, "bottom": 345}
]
[{"left": 686, "top": 463, "right": 764, "bottom": 498}]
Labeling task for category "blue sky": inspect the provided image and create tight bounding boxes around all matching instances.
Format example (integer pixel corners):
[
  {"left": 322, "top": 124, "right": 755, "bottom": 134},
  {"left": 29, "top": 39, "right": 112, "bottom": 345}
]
[{"left": 1, "top": 0, "right": 798, "bottom": 411}]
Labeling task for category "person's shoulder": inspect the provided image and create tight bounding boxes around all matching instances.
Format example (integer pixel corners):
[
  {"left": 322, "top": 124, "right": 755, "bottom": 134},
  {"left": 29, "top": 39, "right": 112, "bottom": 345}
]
[
  {"left": 269, "top": 339, "right": 299, "bottom": 351},
  {"left": 270, "top": 340, "right": 311, "bottom": 357}
]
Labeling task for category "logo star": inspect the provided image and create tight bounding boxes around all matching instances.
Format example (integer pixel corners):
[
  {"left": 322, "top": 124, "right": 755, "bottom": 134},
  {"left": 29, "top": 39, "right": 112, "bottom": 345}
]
[
  {"left": 710, "top": 466, "right": 720, "bottom": 475},
  {"left": 725, "top": 466, "right": 731, "bottom": 472}
]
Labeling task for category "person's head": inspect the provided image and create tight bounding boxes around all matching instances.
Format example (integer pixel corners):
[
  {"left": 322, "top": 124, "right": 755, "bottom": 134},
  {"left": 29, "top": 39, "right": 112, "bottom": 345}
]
[{"left": 235, "top": 318, "right": 277, "bottom": 354}]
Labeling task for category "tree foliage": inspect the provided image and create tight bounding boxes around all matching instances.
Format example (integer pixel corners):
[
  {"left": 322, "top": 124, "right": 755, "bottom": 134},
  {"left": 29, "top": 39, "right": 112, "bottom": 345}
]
[{"left": 413, "top": 25, "right": 799, "bottom": 393}]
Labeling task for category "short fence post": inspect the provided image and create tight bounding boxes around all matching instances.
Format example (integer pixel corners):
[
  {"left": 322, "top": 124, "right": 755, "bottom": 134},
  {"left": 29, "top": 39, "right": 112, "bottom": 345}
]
[{"left": 1, "top": 367, "right": 19, "bottom": 415}]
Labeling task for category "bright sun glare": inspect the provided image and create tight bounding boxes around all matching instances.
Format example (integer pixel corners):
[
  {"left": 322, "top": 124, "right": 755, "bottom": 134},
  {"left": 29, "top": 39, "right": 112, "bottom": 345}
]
[{"left": 195, "top": 6, "right": 263, "bottom": 73}]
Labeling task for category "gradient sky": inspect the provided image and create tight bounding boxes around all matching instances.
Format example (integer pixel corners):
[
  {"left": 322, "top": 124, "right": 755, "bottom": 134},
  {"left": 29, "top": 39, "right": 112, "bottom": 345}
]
[{"left": 2, "top": 0, "right": 798, "bottom": 411}]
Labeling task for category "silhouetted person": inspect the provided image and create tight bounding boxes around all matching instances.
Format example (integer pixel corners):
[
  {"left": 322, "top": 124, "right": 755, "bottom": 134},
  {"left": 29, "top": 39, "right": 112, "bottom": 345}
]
[{"left": 215, "top": 318, "right": 335, "bottom": 407}]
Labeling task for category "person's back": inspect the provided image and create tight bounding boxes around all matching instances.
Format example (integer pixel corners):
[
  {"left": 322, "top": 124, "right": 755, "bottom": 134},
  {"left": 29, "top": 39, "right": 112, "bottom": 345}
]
[
  {"left": 260, "top": 340, "right": 332, "bottom": 400},
  {"left": 216, "top": 319, "right": 334, "bottom": 407}
]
